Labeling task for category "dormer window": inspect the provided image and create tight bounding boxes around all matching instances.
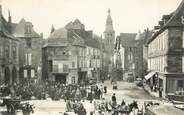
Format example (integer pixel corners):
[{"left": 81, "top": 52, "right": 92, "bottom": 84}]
[{"left": 25, "top": 23, "right": 32, "bottom": 34}]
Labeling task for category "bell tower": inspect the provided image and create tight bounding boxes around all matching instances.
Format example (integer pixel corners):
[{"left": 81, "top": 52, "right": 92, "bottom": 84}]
[
  {"left": 104, "top": 9, "right": 115, "bottom": 55},
  {"left": 104, "top": 9, "right": 115, "bottom": 73}
]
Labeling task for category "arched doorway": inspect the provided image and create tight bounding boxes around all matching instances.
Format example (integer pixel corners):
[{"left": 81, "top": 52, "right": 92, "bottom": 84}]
[
  {"left": 5, "top": 67, "right": 10, "bottom": 84},
  {"left": 12, "top": 67, "right": 17, "bottom": 83}
]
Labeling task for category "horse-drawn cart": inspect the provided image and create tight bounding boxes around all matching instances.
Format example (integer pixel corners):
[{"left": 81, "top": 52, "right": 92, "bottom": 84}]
[
  {"left": 0, "top": 96, "right": 34, "bottom": 114},
  {"left": 0, "top": 96, "right": 21, "bottom": 113}
]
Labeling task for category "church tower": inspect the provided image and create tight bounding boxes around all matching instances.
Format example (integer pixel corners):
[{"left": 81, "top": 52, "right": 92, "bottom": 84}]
[
  {"left": 104, "top": 9, "right": 115, "bottom": 55},
  {"left": 104, "top": 9, "right": 115, "bottom": 69}
]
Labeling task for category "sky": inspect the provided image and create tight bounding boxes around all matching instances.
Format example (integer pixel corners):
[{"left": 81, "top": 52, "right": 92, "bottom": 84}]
[{"left": 1, "top": 0, "right": 183, "bottom": 38}]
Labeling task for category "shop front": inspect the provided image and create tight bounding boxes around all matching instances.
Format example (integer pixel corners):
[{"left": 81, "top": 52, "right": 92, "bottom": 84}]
[
  {"left": 144, "top": 71, "right": 164, "bottom": 98},
  {"left": 54, "top": 73, "right": 67, "bottom": 84},
  {"left": 78, "top": 68, "right": 87, "bottom": 85},
  {"left": 145, "top": 72, "right": 184, "bottom": 98}
]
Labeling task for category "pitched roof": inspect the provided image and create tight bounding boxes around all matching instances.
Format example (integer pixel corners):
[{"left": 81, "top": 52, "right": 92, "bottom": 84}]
[
  {"left": 72, "top": 31, "right": 85, "bottom": 47},
  {"left": 84, "top": 33, "right": 101, "bottom": 49},
  {"left": 149, "top": 0, "right": 184, "bottom": 43},
  {"left": 65, "top": 19, "right": 85, "bottom": 30},
  {"left": 0, "top": 15, "right": 17, "bottom": 40},
  {"left": 12, "top": 18, "right": 40, "bottom": 38},
  {"left": 49, "top": 27, "right": 67, "bottom": 39},
  {"left": 166, "top": 0, "right": 184, "bottom": 27},
  {"left": 47, "top": 26, "right": 85, "bottom": 47},
  {"left": 48, "top": 19, "right": 100, "bottom": 49},
  {"left": 119, "top": 33, "right": 137, "bottom": 47}
]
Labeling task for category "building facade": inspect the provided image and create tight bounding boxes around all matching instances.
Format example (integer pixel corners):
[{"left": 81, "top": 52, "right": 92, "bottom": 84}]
[
  {"left": 42, "top": 19, "right": 102, "bottom": 84},
  {"left": 146, "top": 0, "right": 184, "bottom": 97},
  {"left": 142, "top": 29, "right": 153, "bottom": 76},
  {"left": 119, "top": 33, "right": 137, "bottom": 79},
  {"left": 0, "top": 6, "right": 20, "bottom": 85},
  {"left": 12, "top": 18, "right": 43, "bottom": 82},
  {"left": 134, "top": 29, "right": 153, "bottom": 78}
]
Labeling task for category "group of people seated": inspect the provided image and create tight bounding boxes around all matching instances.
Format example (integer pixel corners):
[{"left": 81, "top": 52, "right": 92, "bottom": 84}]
[{"left": 92, "top": 93, "right": 142, "bottom": 115}]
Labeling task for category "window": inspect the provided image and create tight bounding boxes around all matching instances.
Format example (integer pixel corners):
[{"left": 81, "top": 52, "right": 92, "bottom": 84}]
[
  {"left": 12, "top": 46, "right": 16, "bottom": 59},
  {"left": 5, "top": 45, "right": 9, "bottom": 58},
  {"left": 25, "top": 53, "right": 32, "bottom": 65},
  {"left": 24, "top": 70, "right": 27, "bottom": 78},
  {"left": 90, "top": 60, "right": 91, "bottom": 67},
  {"left": 27, "top": 69, "right": 31, "bottom": 78},
  {"left": 178, "top": 80, "right": 184, "bottom": 88},
  {"left": 78, "top": 60, "right": 81, "bottom": 67},
  {"left": 31, "top": 69, "right": 35, "bottom": 78},
  {"left": 81, "top": 61, "right": 83, "bottom": 67},
  {"left": 63, "top": 65, "right": 68, "bottom": 72},
  {"left": 72, "top": 62, "right": 75, "bottom": 68},
  {"left": 25, "top": 23, "right": 32, "bottom": 33},
  {"left": 88, "top": 48, "right": 90, "bottom": 55},
  {"left": 48, "top": 60, "right": 53, "bottom": 72},
  {"left": 53, "top": 64, "right": 59, "bottom": 72},
  {"left": 72, "top": 76, "right": 75, "bottom": 84},
  {"left": 26, "top": 38, "right": 32, "bottom": 48}
]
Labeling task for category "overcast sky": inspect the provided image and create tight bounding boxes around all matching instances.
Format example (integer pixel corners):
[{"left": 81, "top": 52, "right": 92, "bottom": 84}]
[{"left": 1, "top": 0, "right": 182, "bottom": 38}]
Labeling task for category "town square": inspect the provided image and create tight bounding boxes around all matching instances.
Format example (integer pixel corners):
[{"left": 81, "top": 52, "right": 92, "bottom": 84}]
[{"left": 0, "top": 0, "right": 184, "bottom": 115}]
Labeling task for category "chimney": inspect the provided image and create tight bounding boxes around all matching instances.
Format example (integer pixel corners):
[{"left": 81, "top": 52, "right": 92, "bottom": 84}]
[
  {"left": 162, "top": 15, "right": 171, "bottom": 25},
  {"left": 50, "top": 24, "right": 55, "bottom": 34},
  {"left": 8, "top": 10, "right": 12, "bottom": 33},
  {"left": 159, "top": 20, "right": 164, "bottom": 27},
  {"left": 154, "top": 26, "right": 160, "bottom": 30}
]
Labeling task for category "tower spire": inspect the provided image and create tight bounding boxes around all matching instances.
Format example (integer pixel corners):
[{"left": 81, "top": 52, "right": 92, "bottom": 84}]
[
  {"left": 105, "top": 8, "right": 114, "bottom": 31},
  {"left": 108, "top": 8, "right": 111, "bottom": 15}
]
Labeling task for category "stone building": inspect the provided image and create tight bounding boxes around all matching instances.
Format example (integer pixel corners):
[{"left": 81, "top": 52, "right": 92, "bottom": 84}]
[
  {"left": 134, "top": 29, "right": 153, "bottom": 78},
  {"left": 85, "top": 36, "right": 101, "bottom": 82},
  {"left": 119, "top": 33, "right": 137, "bottom": 79},
  {"left": 103, "top": 9, "right": 115, "bottom": 73},
  {"left": 146, "top": 0, "right": 184, "bottom": 98},
  {"left": 141, "top": 29, "right": 153, "bottom": 76},
  {"left": 11, "top": 18, "right": 43, "bottom": 82},
  {"left": 42, "top": 19, "right": 101, "bottom": 84},
  {"left": 0, "top": 6, "right": 20, "bottom": 85}
]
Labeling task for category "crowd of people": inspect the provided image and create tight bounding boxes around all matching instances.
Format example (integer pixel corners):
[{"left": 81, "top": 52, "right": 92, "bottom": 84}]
[
  {"left": 0, "top": 80, "right": 107, "bottom": 101},
  {"left": 0, "top": 80, "right": 109, "bottom": 115},
  {"left": 0, "top": 80, "right": 144, "bottom": 115}
]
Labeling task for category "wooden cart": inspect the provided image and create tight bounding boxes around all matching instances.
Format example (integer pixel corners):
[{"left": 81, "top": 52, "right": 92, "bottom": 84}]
[{"left": 1, "top": 97, "right": 21, "bottom": 113}]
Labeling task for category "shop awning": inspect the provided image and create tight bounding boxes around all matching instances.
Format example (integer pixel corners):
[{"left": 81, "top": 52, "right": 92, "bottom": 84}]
[{"left": 144, "top": 71, "right": 156, "bottom": 80}]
